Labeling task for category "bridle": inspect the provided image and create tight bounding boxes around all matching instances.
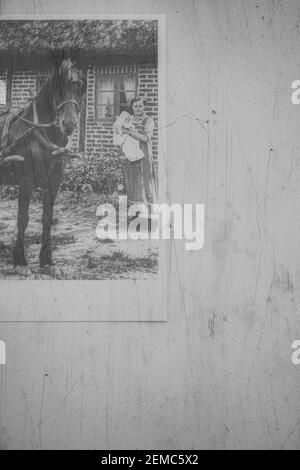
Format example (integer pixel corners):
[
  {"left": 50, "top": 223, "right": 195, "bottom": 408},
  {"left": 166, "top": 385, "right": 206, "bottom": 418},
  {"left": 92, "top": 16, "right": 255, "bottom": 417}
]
[
  {"left": 17, "top": 98, "right": 81, "bottom": 129},
  {"left": 0, "top": 96, "right": 82, "bottom": 161},
  {"left": 0, "top": 61, "right": 86, "bottom": 164}
]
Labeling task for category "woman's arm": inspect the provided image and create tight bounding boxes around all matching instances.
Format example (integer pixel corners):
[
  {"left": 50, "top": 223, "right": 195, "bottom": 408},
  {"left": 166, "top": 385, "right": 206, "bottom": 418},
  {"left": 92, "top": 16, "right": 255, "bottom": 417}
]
[{"left": 122, "top": 128, "right": 148, "bottom": 143}]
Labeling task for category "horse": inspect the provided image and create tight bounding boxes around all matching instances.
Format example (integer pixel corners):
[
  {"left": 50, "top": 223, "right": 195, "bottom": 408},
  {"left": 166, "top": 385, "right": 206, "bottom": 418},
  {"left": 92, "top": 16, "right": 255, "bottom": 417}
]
[{"left": 0, "top": 59, "right": 86, "bottom": 276}]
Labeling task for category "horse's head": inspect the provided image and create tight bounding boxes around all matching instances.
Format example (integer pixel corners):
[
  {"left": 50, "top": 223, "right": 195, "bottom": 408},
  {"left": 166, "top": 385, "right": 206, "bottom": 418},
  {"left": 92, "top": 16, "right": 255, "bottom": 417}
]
[{"left": 52, "top": 59, "right": 86, "bottom": 136}]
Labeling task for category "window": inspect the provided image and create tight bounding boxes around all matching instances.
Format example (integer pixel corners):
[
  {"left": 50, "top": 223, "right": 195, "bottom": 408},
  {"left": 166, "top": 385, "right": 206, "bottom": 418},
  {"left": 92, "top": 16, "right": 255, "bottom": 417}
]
[
  {"left": 0, "top": 79, "right": 6, "bottom": 107},
  {"left": 95, "top": 67, "right": 137, "bottom": 120}
]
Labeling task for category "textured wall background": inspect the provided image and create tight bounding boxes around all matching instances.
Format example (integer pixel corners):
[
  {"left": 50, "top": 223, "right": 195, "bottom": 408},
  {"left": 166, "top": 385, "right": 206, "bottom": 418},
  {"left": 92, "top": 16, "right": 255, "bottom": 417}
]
[{"left": 0, "top": 0, "right": 300, "bottom": 450}]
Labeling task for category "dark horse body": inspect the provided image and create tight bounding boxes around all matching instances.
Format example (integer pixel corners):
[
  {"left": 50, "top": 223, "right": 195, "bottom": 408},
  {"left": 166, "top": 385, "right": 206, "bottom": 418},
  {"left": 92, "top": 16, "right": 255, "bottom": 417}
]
[{"left": 0, "top": 60, "right": 86, "bottom": 275}]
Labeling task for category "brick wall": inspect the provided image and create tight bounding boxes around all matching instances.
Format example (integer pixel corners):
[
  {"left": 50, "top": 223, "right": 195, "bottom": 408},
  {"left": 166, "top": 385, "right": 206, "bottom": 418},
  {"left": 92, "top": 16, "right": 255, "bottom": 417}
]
[
  {"left": 85, "top": 63, "right": 159, "bottom": 161},
  {"left": 11, "top": 71, "right": 37, "bottom": 110},
  {"left": 137, "top": 64, "right": 159, "bottom": 162}
]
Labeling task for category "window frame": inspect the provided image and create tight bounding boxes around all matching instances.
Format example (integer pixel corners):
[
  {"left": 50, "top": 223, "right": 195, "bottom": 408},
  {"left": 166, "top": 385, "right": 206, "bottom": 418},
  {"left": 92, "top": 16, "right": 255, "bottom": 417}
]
[
  {"left": 94, "top": 72, "right": 138, "bottom": 122},
  {"left": 0, "top": 78, "right": 7, "bottom": 108}
]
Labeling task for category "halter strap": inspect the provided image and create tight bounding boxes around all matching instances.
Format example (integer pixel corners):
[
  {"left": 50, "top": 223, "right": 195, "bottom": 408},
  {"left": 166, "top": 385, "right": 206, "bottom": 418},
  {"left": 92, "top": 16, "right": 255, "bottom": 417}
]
[
  {"left": 16, "top": 98, "right": 80, "bottom": 129},
  {"left": 56, "top": 99, "right": 80, "bottom": 112},
  {"left": 0, "top": 98, "right": 80, "bottom": 159}
]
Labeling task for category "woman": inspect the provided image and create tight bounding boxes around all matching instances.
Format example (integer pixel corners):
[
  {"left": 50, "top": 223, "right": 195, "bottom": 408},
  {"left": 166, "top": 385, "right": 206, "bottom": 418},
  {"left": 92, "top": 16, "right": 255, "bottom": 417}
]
[{"left": 114, "top": 97, "right": 157, "bottom": 204}]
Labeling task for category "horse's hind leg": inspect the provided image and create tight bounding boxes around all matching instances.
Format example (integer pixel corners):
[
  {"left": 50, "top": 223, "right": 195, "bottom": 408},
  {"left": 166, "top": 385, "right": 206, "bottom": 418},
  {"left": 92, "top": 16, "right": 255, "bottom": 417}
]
[
  {"left": 13, "top": 181, "right": 33, "bottom": 269},
  {"left": 39, "top": 183, "right": 59, "bottom": 270}
]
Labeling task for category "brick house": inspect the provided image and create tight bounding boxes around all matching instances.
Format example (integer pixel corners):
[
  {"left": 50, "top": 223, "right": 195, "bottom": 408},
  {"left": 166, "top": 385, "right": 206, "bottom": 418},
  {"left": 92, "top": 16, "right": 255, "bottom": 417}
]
[{"left": 0, "top": 20, "right": 158, "bottom": 163}]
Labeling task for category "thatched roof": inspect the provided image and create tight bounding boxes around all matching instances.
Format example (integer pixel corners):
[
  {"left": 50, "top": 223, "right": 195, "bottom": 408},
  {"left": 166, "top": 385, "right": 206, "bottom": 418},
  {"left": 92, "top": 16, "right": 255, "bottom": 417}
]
[{"left": 0, "top": 20, "right": 158, "bottom": 70}]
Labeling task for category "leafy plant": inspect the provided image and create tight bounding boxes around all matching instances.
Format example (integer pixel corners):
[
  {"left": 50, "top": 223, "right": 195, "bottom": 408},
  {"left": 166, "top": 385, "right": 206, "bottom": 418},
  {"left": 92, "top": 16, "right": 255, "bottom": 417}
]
[
  {"left": 0, "top": 151, "right": 124, "bottom": 204},
  {"left": 61, "top": 150, "right": 124, "bottom": 196}
]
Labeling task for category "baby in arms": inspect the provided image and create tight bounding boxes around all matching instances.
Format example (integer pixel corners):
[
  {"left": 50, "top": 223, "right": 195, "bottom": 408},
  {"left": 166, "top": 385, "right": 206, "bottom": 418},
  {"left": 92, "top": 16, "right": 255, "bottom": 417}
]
[{"left": 113, "top": 111, "right": 144, "bottom": 162}]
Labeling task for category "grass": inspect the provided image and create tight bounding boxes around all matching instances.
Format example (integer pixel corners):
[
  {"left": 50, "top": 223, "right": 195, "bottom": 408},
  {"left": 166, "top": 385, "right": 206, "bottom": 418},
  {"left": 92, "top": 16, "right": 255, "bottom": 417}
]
[
  {"left": 82, "top": 249, "right": 158, "bottom": 275},
  {"left": 0, "top": 192, "right": 159, "bottom": 280},
  {"left": 24, "top": 232, "right": 76, "bottom": 248}
]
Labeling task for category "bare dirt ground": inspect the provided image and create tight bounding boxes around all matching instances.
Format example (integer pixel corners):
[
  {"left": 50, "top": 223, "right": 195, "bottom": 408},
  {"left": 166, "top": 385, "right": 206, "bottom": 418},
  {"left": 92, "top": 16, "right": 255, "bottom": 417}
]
[{"left": 0, "top": 195, "right": 159, "bottom": 280}]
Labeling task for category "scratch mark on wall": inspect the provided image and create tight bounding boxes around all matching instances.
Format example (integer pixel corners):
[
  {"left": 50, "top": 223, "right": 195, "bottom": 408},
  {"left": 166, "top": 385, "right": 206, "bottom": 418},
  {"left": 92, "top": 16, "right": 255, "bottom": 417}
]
[
  {"left": 208, "top": 310, "right": 216, "bottom": 339},
  {"left": 281, "top": 419, "right": 300, "bottom": 449}
]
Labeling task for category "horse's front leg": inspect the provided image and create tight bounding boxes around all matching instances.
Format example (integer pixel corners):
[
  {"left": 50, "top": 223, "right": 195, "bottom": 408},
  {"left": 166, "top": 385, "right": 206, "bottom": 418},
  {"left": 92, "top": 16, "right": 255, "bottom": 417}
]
[
  {"left": 39, "top": 184, "right": 60, "bottom": 272},
  {"left": 13, "top": 181, "right": 33, "bottom": 272}
]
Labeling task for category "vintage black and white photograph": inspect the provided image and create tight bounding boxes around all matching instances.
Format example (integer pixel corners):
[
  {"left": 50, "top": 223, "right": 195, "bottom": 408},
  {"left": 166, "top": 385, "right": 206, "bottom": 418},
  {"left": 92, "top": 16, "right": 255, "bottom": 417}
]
[{"left": 0, "top": 18, "right": 161, "bottom": 280}]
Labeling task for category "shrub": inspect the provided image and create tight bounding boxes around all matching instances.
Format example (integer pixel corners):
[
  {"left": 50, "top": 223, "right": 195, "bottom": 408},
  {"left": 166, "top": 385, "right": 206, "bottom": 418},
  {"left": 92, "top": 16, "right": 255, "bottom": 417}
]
[
  {"left": 62, "top": 150, "right": 124, "bottom": 196},
  {"left": 0, "top": 185, "right": 18, "bottom": 200},
  {"left": 0, "top": 151, "right": 124, "bottom": 203}
]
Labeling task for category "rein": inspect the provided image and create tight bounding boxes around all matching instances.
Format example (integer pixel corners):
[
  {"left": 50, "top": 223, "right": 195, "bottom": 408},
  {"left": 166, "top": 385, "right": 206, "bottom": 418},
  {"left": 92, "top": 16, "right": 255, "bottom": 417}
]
[{"left": 18, "top": 114, "right": 57, "bottom": 128}]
